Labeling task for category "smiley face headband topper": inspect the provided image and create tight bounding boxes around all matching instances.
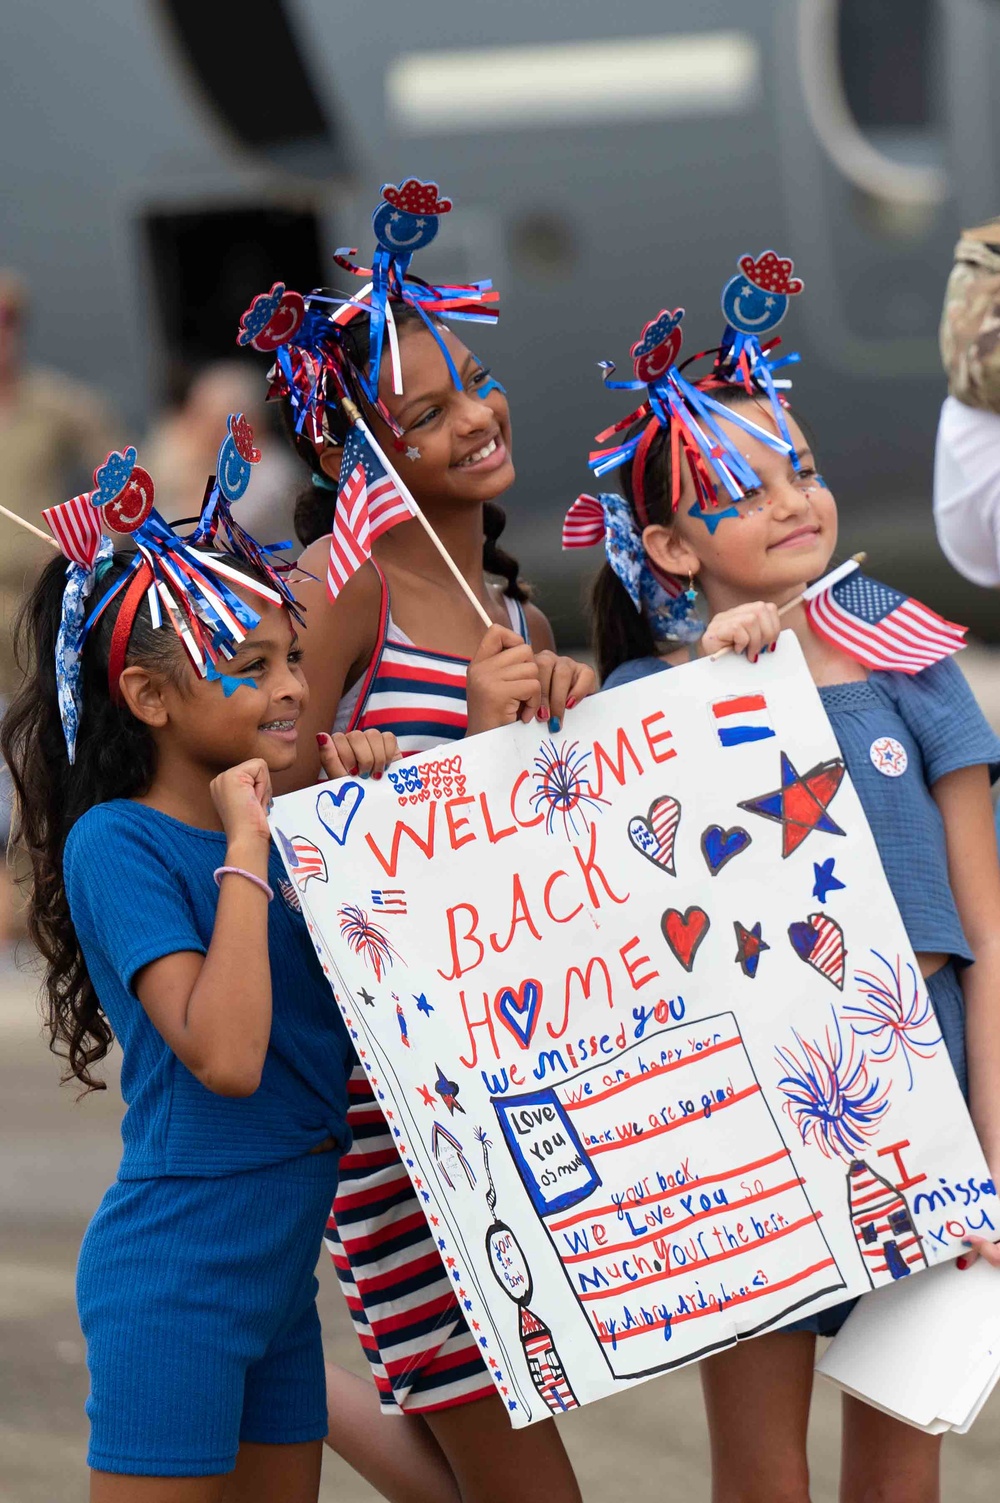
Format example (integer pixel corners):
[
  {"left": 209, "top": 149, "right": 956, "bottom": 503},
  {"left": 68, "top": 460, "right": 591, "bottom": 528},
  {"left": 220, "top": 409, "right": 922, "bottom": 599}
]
[
  {"left": 237, "top": 177, "right": 500, "bottom": 435},
  {"left": 44, "top": 423, "right": 298, "bottom": 761},
  {"left": 713, "top": 248, "right": 804, "bottom": 455}
]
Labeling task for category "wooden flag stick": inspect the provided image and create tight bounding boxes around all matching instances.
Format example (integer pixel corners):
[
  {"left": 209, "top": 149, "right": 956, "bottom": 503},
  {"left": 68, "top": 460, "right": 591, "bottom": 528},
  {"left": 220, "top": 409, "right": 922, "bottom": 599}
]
[
  {"left": 709, "top": 552, "right": 866, "bottom": 662},
  {"left": 0, "top": 503, "right": 59, "bottom": 547},
  {"left": 341, "top": 398, "right": 494, "bottom": 630}
]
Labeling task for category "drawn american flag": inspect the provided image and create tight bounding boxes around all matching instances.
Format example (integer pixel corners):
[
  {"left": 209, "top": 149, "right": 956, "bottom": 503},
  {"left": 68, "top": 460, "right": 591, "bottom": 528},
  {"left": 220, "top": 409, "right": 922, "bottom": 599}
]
[
  {"left": 327, "top": 428, "right": 413, "bottom": 602},
  {"left": 276, "top": 829, "right": 327, "bottom": 890},
  {"left": 371, "top": 889, "right": 407, "bottom": 914},
  {"left": 804, "top": 563, "right": 965, "bottom": 674},
  {"left": 43, "top": 493, "right": 103, "bottom": 569}
]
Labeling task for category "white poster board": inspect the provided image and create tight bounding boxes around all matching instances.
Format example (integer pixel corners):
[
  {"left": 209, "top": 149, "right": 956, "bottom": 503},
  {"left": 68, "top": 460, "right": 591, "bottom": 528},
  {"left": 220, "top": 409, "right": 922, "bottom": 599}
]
[{"left": 272, "top": 634, "right": 999, "bottom": 1426}]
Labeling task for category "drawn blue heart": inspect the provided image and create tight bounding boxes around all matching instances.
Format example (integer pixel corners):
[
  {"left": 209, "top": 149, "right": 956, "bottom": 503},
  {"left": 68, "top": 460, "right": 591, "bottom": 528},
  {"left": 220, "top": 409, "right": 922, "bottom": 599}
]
[
  {"left": 788, "top": 922, "right": 818, "bottom": 962},
  {"left": 315, "top": 782, "right": 365, "bottom": 846},
  {"left": 701, "top": 824, "right": 751, "bottom": 876},
  {"left": 495, "top": 980, "right": 541, "bottom": 1048}
]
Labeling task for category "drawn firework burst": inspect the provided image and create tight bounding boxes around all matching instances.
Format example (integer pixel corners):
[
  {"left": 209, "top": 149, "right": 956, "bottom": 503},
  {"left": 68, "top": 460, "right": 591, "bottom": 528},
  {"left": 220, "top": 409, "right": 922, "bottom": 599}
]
[
  {"left": 529, "top": 740, "right": 608, "bottom": 839},
  {"left": 845, "top": 950, "right": 941, "bottom": 1090},
  {"left": 338, "top": 904, "right": 399, "bottom": 981},
  {"left": 775, "top": 1011, "right": 891, "bottom": 1160}
]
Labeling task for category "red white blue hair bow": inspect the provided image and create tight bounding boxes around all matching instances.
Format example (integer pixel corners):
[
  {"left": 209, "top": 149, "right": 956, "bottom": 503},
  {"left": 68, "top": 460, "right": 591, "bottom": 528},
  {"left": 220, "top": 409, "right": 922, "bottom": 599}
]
[{"left": 562, "top": 492, "right": 702, "bottom": 644}]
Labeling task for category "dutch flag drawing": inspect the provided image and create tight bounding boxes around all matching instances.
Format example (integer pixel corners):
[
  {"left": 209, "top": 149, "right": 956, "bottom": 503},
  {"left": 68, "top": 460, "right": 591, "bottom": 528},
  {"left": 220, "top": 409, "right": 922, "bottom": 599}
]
[{"left": 711, "top": 693, "right": 775, "bottom": 749}]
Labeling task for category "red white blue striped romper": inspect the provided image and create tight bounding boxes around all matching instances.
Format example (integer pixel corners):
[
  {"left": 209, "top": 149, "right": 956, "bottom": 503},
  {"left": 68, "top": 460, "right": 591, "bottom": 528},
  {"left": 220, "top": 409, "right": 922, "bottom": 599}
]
[{"left": 326, "top": 563, "right": 528, "bottom": 1413}]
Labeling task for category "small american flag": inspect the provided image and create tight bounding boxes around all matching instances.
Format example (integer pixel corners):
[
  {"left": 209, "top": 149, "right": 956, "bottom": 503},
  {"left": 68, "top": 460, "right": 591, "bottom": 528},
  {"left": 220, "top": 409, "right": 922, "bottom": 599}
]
[
  {"left": 43, "top": 493, "right": 103, "bottom": 569},
  {"left": 327, "top": 428, "right": 413, "bottom": 602},
  {"left": 804, "top": 563, "right": 966, "bottom": 675}
]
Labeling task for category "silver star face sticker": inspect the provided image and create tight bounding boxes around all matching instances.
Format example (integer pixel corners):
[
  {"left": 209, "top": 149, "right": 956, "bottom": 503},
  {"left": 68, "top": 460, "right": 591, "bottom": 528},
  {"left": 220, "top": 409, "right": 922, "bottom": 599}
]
[{"left": 405, "top": 446, "right": 422, "bottom": 461}]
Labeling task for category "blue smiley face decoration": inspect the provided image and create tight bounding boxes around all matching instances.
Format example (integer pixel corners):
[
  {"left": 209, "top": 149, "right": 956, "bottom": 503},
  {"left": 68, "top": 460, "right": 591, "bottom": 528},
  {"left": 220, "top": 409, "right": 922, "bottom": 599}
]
[
  {"left": 721, "top": 250, "right": 804, "bottom": 336},
  {"left": 372, "top": 177, "right": 453, "bottom": 255},
  {"left": 215, "top": 413, "right": 261, "bottom": 503}
]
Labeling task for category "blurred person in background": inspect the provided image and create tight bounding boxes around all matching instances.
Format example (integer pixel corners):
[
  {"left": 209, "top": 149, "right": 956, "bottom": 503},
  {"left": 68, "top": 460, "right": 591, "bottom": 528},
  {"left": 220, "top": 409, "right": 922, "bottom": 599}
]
[
  {"left": 144, "top": 360, "right": 298, "bottom": 542},
  {"left": 0, "top": 269, "right": 120, "bottom": 948},
  {"left": 935, "top": 220, "right": 1000, "bottom": 838}
]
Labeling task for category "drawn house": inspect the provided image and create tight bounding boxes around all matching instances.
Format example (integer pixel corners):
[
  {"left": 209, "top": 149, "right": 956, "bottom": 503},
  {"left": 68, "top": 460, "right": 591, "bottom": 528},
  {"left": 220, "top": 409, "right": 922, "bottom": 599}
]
[
  {"left": 847, "top": 1160, "right": 927, "bottom": 1285},
  {"left": 519, "top": 1306, "right": 579, "bottom": 1413}
]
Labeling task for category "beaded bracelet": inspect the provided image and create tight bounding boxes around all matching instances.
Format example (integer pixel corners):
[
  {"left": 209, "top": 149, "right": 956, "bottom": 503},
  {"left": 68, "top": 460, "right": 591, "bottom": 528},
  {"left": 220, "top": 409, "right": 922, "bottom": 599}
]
[{"left": 213, "top": 866, "right": 274, "bottom": 902}]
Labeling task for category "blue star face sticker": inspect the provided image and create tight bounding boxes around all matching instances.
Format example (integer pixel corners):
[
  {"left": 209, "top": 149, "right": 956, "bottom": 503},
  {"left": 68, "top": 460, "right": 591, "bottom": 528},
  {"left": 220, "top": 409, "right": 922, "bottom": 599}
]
[
  {"left": 812, "top": 857, "right": 846, "bottom": 903},
  {"left": 688, "top": 498, "right": 740, "bottom": 535}
]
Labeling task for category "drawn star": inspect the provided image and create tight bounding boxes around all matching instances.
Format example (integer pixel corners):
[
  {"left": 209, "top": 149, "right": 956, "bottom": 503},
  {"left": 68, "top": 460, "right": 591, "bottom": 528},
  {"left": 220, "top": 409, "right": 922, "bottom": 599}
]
[
  {"left": 417, "top": 1084, "right": 435, "bottom": 1108},
  {"left": 434, "top": 1062, "right": 466, "bottom": 1115},
  {"left": 358, "top": 988, "right": 375, "bottom": 1007},
  {"left": 812, "top": 857, "right": 846, "bottom": 904},
  {"left": 405, "top": 446, "right": 421, "bottom": 461},
  {"left": 438, "top": 1238, "right": 447, "bottom": 1251},
  {"left": 414, "top": 993, "right": 433, "bottom": 1016},
  {"left": 688, "top": 498, "right": 740, "bottom": 535},
  {"left": 738, "top": 752, "right": 846, "bottom": 857},
  {"left": 733, "top": 920, "right": 769, "bottom": 980}
]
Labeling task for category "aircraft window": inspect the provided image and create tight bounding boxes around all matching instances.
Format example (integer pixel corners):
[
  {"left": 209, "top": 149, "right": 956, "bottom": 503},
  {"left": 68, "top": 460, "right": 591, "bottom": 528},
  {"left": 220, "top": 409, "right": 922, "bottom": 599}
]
[{"left": 838, "top": 0, "right": 937, "bottom": 133}]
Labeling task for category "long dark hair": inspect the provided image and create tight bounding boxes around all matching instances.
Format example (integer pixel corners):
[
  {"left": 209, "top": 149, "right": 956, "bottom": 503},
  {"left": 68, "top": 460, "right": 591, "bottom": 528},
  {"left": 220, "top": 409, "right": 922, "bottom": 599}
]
[
  {"left": 591, "top": 384, "right": 764, "bottom": 682},
  {"left": 0, "top": 548, "right": 256, "bottom": 1091},
  {"left": 282, "top": 297, "right": 528, "bottom": 601}
]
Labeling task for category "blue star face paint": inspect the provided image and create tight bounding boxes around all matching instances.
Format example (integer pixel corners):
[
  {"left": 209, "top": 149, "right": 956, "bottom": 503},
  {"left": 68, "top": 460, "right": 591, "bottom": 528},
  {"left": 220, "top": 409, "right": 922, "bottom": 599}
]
[
  {"left": 475, "top": 372, "right": 506, "bottom": 400},
  {"left": 206, "top": 662, "right": 257, "bottom": 697},
  {"left": 687, "top": 498, "right": 740, "bottom": 535},
  {"left": 814, "top": 474, "right": 828, "bottom": 489}
]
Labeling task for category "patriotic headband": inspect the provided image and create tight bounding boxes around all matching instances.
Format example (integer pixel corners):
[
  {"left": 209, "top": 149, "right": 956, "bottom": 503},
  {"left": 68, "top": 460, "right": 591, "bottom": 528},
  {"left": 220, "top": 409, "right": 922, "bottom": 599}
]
[
  {"left": 43, "top": 418, "right": 299, "bottom": 761},
  {"left": 587, "top": 249, "right": 805, "bottom": 525},
  {"left": 237, "top": 177, "right": 499, "bottom": 453}
]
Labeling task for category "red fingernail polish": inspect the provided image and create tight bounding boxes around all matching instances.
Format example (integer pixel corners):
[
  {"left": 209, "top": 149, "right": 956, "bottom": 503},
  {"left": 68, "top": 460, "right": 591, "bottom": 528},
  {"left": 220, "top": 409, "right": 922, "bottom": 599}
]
[
  {"left": 315, "top": 733, "right": 329, "bottom": 745},
  {"left": 373, "top": 770, "right": 382, "bottom": 781},
  {"left": 537, "top": 707, "right": 547, "bottom": 721},
  {"left": 566, "top": 697, "right": 577, "bottom": 710},
  {"left": 957, "top": 1256, "right": 968, "bottom": 1270}
]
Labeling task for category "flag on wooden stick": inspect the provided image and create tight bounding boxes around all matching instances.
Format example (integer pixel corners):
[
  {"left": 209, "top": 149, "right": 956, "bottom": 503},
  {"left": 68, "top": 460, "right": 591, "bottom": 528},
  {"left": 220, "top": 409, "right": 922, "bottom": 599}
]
[{"left": 327, "top": 427, "right": 413, "bottom": 601}]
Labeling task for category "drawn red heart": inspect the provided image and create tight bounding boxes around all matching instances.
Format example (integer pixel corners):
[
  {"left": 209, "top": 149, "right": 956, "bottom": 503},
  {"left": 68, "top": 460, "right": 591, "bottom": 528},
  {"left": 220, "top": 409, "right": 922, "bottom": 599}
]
[{"left": 661, "top": 906, "right": 711, "bottom": 973}]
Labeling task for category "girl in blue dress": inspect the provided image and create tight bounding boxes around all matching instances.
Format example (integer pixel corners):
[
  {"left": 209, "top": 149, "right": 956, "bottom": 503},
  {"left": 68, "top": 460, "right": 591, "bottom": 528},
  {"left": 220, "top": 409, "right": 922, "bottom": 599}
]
[
  {"left": 1, "top": 458, "right": 397, "bottom": 1501},
  {"left": 575, "top": 276, "right": 1000, "bottom": 1502}
]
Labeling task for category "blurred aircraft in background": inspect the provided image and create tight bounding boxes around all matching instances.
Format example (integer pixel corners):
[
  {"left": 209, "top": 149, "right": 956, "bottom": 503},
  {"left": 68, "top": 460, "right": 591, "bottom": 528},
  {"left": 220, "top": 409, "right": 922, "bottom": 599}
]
[{"left": 3, "top": 0, "right": 999, "bottom": 635}]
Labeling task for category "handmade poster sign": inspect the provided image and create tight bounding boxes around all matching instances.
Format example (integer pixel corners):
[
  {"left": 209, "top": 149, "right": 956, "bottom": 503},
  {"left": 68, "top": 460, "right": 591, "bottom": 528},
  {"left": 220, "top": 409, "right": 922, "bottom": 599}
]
[{"left": 272, "top": 634, "right": 999, "bottom": 1426}]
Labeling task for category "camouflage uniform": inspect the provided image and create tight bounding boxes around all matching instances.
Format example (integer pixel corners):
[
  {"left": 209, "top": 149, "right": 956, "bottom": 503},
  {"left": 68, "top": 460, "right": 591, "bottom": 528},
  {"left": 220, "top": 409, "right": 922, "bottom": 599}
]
[{"left": 939, "top": 218, "right": 1000, "bottom": 411}]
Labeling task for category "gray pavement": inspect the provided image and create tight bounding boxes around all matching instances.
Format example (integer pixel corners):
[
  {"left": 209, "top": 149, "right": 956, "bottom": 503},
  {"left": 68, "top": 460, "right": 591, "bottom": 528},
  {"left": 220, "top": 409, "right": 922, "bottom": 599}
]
[{"left": 2, "top": 648, "right": 999, "bottom": 1500}]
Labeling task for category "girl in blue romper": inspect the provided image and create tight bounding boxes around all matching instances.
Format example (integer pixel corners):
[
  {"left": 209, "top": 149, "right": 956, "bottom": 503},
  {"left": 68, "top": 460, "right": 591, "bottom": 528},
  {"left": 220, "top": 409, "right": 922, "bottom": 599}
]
[
  {"left": 1, "top": 540, "right": 397, "bottom": 1500},
  {"left": 584, "top": 381, "right": 1000, "bottom": 1500}
]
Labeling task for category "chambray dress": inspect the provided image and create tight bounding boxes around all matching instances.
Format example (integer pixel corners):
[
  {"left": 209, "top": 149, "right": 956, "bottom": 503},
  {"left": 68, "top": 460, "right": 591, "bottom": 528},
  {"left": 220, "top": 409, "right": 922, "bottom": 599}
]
[{"left": 603, "top": 654, "right": 1000, "bottom": 1336}]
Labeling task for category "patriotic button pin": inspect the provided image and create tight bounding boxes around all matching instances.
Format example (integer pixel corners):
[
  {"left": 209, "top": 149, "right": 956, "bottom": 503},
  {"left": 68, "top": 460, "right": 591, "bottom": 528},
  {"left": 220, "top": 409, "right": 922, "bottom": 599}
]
[{"left": 869, "top": 736, "right": 908, "bottom": 778}]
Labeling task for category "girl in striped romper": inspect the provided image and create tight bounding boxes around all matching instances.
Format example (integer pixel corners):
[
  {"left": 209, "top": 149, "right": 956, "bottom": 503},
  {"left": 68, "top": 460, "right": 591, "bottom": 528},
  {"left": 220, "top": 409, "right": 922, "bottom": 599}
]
[{"left": 269, "top": 295, "right": 594, "bottom": 1502}]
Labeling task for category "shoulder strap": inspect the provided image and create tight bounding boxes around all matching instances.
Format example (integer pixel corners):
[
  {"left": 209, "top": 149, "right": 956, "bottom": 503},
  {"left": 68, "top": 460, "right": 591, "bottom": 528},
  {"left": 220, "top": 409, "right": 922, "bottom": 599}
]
[
  {"left": 346, "top": 561, "right": 390, "bottom": 732},
  {"left": 505, "top": 594, "right": 529, "bottom": 640}
]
